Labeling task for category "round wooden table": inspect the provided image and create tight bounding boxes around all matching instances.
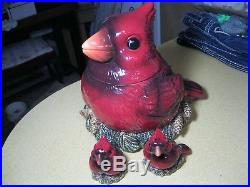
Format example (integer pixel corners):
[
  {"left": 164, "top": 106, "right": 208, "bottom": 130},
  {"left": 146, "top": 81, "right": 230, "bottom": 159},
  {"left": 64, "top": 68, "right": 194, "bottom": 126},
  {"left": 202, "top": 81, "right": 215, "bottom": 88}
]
[{"left": 3, "top": 40, "right": 247, "bottom": 184}]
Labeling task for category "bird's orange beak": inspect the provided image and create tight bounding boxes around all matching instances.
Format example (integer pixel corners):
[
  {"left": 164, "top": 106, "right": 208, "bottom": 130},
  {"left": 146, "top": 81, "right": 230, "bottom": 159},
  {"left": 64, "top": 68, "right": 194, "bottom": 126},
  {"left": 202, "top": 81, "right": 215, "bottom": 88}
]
[{"left": 82, "top": 27, "right": 113, "bottom": 62}]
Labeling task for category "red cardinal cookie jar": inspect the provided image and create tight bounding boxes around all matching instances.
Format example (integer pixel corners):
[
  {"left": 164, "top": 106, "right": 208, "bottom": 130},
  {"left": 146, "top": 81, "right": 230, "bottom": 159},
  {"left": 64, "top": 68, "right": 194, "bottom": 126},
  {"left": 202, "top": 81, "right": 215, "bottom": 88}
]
[{"left": 81, "top": 3, "right": 204, "bottom": 152}]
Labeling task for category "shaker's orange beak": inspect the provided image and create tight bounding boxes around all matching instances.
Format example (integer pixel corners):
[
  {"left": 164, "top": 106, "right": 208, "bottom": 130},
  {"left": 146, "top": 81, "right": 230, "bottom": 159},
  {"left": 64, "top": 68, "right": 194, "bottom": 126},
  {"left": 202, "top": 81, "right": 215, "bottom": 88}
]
[
  {"left": 82, "top": 27, "right": 113, "bottom": 62},
  {"left": 155, "top": 145, "right": 162, "bottom": 157},
  {"left": 96, "top": 154, "right": 102, "bottom": 165}
]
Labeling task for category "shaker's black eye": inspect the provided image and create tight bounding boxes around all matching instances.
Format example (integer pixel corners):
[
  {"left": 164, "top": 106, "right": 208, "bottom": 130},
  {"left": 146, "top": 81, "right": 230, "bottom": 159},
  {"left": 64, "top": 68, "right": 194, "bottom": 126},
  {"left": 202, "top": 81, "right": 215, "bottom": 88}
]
[{"left": 127, "top": 37, "right": 140, "bottom": 50}]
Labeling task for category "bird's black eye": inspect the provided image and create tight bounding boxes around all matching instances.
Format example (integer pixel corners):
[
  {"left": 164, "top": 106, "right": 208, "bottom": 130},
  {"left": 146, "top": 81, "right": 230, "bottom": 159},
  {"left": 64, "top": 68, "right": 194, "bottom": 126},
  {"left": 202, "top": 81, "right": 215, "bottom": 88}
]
[{"left": 127, "top": 37, "right": 140, "bottom": 50}]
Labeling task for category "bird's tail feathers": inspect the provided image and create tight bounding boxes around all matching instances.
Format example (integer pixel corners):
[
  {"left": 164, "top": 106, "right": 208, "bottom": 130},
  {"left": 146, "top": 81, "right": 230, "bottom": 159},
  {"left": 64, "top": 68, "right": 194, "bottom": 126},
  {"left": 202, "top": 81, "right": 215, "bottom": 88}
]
[{"left": 184, "top": 80, "right": 205, "bottom": 100}]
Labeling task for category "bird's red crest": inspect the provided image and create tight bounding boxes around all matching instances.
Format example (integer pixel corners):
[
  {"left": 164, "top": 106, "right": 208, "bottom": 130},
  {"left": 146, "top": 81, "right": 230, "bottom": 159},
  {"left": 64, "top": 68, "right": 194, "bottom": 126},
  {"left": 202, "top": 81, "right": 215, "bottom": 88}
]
[
  {"left": 135, "top": 3, "right": 156, "bottom": 25},
  {"left": 93, "top": 136, "right": 112, "bottom": 151},
  {"left": 150, "top": 128, "right": 168, "bottom": 142},
  {"left": 145, "top": 128, "right": 173, "bottom": 153}
]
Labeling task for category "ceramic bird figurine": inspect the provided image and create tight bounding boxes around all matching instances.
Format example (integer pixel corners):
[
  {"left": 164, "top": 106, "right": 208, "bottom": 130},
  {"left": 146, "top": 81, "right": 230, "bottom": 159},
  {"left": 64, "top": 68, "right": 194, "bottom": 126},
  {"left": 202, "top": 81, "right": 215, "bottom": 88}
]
[
  {"left": 81, "top": 2, "right": 204, "bottom": 133},
  {"left": 143, "top": 128, "right": 191, "bottom": 176},
  {"left": 89, "top": 136, "right": 127, "bottom": 183}
]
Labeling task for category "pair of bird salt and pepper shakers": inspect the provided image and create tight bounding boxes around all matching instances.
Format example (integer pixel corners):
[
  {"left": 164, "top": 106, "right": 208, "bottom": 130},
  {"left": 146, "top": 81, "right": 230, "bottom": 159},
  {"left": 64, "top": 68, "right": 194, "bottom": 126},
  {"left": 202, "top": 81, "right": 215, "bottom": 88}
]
[{"left": 80, "top": 3, "right": 204, "bottom": 184}]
